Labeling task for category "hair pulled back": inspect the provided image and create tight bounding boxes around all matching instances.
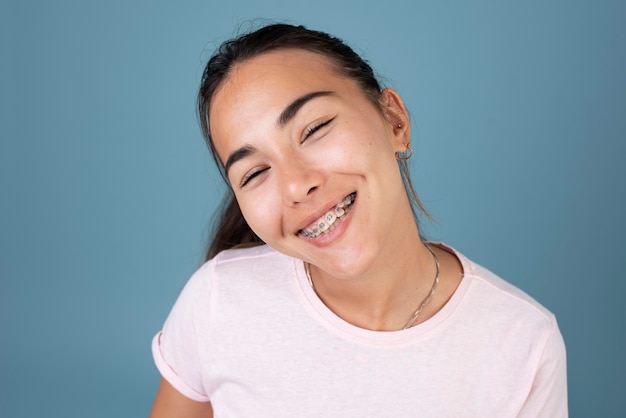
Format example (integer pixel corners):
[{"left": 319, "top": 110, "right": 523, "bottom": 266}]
[{"left": 198, "top": 23, "right": 427, "bottom": 260}]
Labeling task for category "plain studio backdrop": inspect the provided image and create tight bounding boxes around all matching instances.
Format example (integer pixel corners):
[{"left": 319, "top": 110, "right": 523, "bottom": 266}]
[{"left": 1, "top": 1, "right": 624, "bottom": 416}]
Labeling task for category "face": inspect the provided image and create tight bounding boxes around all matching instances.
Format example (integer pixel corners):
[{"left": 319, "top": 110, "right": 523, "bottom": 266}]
[{"left": 210, "top": 49, "right": 416, "bottom": 279}]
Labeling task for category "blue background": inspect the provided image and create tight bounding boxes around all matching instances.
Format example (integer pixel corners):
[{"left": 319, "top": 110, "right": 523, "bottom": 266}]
[{"left": 2, "top": 0, "right": 625, "bottom": 416}]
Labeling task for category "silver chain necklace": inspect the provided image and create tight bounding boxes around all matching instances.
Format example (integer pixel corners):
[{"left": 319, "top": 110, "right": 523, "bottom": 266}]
[{"left": 304, "top": 243, "right": 440, "bottom": 330}]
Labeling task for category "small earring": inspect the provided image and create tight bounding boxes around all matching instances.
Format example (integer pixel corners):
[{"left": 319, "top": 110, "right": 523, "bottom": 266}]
[
  {"left": 397, "top": 124, "right": 402, "bottom": 129},
  {"left": 395, "top": 144, "right": 413, "bottom": 161}
]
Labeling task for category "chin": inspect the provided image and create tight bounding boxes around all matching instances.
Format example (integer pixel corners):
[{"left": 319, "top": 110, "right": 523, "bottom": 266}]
[{"left": 318, "top": 248, "right": 374, "bottom": 279}]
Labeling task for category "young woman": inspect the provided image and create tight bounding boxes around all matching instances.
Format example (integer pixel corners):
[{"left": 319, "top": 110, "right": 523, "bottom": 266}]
[{"left": 150, "top": 24, "right": 567, "bottom": 417}]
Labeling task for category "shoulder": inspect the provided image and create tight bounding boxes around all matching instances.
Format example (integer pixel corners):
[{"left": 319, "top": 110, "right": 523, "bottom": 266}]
[
  {"left": 471, "top": 258, "right": 554, "bottom": 319},
  {"left": 212, "top": 244, "right": 287, "bottom": 265},
  {"left": 209, "top": 244, "right": 294, "bottom": 279},
  {"left": 443, "top": 245, "right": 566, "bottom": 377},
  {"left": 445, "top": 244, "right": 558, "bottom": 334},
  {"left": 191, "top": 245, "right": 300, "bottom": 297},
  {"left": 168, "top": 245, "right": 290, "bottom": 309}
]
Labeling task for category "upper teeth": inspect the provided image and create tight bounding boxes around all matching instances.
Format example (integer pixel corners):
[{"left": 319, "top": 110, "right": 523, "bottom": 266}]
[{"left": 301, "top": 193, "right": 355, "bottom": 238}]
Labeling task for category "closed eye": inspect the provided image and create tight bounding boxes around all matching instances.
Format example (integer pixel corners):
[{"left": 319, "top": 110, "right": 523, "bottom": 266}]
[
  {"left": 302, "top": 117, "right": 336, "bottom": 143},
  {"left": 240, "top": 167, "right": 269, "bottom": 188}
]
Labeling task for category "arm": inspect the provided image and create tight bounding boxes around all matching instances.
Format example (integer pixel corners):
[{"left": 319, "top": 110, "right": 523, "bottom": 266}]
[
  {"left": 518, "top": 319, "right": 568, "bottom": 417},
  {"left": 149, "top": 378, "right": 213, "bottom": 418}
]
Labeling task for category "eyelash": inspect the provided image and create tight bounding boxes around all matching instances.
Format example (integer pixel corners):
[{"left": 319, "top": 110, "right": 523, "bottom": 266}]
[
  {"left": 302, "top": 117, "right": 335, "bottom": 142},
  {"left": 240, "top": 167, "right": 268, "bottom": 187}
]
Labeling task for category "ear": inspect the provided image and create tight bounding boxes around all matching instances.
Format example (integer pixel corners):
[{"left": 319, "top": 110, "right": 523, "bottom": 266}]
[{"left": 380, "top": 88, "right": 411, "bottom": 153}]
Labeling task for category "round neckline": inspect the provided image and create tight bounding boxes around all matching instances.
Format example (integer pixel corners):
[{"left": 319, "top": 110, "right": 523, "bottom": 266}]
[{"left": 293, "top": 242, "right": 473, "bottom": 346}]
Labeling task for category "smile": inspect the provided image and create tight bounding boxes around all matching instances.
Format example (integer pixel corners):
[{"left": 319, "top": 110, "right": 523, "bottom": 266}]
[{"left": 299, "top": 193, "right": 356, "bottom": 238}]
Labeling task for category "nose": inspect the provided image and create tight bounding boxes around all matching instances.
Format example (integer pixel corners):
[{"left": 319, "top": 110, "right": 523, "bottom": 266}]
[{"left": 280, "top": 158, "right": 321, "bottom": 206}]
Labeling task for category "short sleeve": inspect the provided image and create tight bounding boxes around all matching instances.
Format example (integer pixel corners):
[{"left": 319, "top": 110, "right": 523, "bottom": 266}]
[
  {"left": 152, "top": 261, "right": 215, "bottom": 402},
  {"left": 518, "top": 317, "right": 568, "bottom": 417}
]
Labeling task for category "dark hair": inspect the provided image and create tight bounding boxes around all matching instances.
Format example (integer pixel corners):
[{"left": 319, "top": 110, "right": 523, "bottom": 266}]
[{"left": 198, "top": 23, "right": 429, "bottom": 260}]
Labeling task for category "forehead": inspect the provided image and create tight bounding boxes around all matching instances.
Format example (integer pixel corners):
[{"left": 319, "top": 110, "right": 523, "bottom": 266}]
[
  {"left": 211, "top": 49, "right": 343, "bottom": 114},
  {"left": 209, "top": 49, "right": 353, "bottom": 156},
  {"left": 222, "top": 48, "right": 340, "bottom": 92}
]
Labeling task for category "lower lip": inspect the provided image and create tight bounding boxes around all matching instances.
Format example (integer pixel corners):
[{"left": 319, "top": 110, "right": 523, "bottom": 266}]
[{"left": 300, "top": 197, "right": 357, "bottom": 247}]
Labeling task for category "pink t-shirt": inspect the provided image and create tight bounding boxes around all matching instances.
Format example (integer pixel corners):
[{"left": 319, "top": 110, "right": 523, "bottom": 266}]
[{"left": 153, "top": 244, "right": 567, "bottom": 417}]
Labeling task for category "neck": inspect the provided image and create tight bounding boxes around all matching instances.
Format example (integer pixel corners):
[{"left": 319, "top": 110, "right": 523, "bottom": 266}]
[{"left": 308, "top": 231, "right": 438, "bottom": 331}]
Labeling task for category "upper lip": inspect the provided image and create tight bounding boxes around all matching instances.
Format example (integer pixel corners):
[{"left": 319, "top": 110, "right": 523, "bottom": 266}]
[{"left": 296, "top": 193, "right": 354, "bottom": 233}]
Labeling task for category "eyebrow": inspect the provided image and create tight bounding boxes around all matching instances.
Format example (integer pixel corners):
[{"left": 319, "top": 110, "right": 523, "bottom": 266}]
[
  {"left": 224, "top": 144, "right": 256, "bottom": 178},
  {"left": 277, "top": 91, "right": 335, "bottom": 128},
  {"left": 224, "top": 90, "right": 336, "bottom": 178}
]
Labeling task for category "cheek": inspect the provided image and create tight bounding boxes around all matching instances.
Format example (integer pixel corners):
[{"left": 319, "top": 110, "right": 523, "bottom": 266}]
[
  {"left": 238, "top": 193, "right": 281, "bottom": 239},
  {"left": 324, "top": 126, "right": 390, "bottom": 171}
]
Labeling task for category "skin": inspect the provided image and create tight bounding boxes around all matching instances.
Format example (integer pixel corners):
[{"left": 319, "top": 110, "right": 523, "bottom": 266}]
[
  {"left": 210, "top": 49, "right": 461, "bottom": 328},
  {"left": 213, "top": 50, "right": 412, "bottom": 283},
  {"left": 151, "top": 48, "right": 463, "bottom": 415},
  {"left": 150, "top": 379, "right": 213, "bottom": 418}
]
